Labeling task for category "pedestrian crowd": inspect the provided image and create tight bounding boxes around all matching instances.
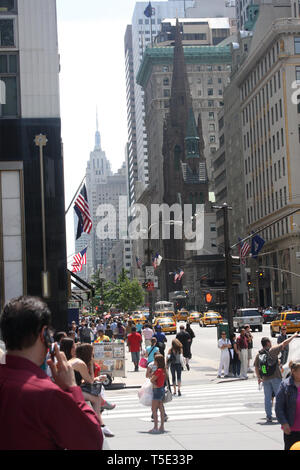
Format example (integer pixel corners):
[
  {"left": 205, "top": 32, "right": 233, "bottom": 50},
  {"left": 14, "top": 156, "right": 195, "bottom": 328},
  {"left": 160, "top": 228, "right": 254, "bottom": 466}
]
[
  {"left": 1, "top": 295, "right": 300, "bottom": 451},
  {"left": 217, "top": 324, "right": 300, "bottom": 450}
]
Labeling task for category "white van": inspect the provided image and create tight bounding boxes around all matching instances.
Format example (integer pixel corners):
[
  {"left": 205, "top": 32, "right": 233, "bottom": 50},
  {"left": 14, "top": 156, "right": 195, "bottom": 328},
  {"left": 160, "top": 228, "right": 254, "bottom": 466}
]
[{"left": 233, "top": 308, "right": 263, "bottom": 332}]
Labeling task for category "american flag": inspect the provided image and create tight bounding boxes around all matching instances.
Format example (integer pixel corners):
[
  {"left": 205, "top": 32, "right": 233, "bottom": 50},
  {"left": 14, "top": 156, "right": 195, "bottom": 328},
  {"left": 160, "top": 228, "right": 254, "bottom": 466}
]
[
  {"left": 74, "top": 184, "right": 92, "bottom": 240},
  {"left": 152, "top": 253, "right": 162, "bottom": 269},
  {"left": 72, "top": 247, "right": 87, "bottom": 273},
  {"left": 178, "top": 268, "right": 184, "bottom": 280},
  {"left": 136, "top": 256, "right": 143, "bottom": 269},
  {"left": 238, "top": 238, "right": 251, "bottom": 265},
  {"left": 174, "top": 269, "right": 184, "bottom": 283}
]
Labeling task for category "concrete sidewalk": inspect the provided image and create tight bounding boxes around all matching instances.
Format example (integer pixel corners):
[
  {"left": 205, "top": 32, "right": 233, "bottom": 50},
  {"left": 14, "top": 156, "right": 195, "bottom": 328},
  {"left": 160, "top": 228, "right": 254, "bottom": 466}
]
[
  {"left": 110, "top": 348, "right": 235, "bottom": 389},
  {"left": 104, "top": 348, "right": 285, "bottom": 450}
]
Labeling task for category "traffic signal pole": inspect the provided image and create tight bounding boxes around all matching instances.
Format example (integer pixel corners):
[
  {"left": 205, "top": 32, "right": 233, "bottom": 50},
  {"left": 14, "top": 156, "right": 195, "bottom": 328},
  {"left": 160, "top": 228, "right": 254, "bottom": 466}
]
[
  {"left": 213, "top": 203, "right": 233, "bottom": 335},
  {"left": 223, "top": 204, "right": 234, "bottom": 335},
  {"left": 146, "top": 235, "right": 153, "bottom": 325}
]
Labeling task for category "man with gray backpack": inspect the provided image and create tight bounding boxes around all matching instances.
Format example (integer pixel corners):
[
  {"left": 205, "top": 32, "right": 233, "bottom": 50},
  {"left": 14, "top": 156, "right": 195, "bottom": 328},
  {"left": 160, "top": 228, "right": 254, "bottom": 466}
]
[{"left": 254, "top": 333, "right": 299, "bottom": 422}]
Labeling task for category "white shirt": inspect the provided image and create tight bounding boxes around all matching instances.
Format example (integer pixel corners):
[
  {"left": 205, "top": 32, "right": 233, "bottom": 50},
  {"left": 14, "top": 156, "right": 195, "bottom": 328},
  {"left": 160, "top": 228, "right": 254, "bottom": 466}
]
[{"left": 218, "top": 338, "right": 230, "bottom": 352}]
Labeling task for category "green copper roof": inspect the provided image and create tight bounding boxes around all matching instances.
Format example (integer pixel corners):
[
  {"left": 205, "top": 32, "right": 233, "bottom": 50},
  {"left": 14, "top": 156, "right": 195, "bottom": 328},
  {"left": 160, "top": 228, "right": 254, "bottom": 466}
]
[
  {"left": 186, "top": 107, "right": 199, "bottom": 140},
  {"left": 244, "top": 5, "right": 259, "bottom": 31},
  {"left": 136, "top": 45, "right": 232, "bottom": 87}
]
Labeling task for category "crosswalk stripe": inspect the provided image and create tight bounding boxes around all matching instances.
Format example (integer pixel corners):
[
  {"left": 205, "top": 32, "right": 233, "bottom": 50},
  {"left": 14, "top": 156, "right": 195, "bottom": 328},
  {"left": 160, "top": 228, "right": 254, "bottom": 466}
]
[
  {"left": 105, "top": 387, "right": 261, "bottom": 402},
  {"left": 102, "top": 381, "right": 265, "bottom": 422}
]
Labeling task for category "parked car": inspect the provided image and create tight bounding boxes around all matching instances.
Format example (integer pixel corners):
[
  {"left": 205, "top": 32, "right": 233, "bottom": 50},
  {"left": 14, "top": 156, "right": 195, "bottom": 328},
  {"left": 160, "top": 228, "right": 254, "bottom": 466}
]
[
  {"left": 233, "top": 308, "right": 263, "bottom": 332},
  {"left": 270, "top": 311, "right": 300, "bottom": 337},
  {"left": 262, "top": 308, "right": 278, "bottom": 324}
]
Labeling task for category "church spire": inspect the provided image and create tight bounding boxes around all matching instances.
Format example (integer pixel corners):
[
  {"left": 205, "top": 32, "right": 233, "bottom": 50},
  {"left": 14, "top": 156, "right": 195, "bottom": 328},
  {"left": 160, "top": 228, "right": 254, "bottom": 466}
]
[
  {"left": 95, "top": 107, "right": 101, "bottom": 149},
  {"left": 169, "top": 19, "right": 192, "bottom": 127}
]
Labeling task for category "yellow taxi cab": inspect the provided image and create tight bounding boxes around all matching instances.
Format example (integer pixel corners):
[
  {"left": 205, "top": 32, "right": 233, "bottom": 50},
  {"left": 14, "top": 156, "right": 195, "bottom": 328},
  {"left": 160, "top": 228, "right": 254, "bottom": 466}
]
[
  {"left": 270, "top": 311, "right": 300, "bottom": 337},
  {"left": 176, "top": 309, "right": 189, "bottom": 322},
  {"left": 154, "top": 310, "right": 176, "bottom": 320},
  {"left": 131, "top": 312, "right": 147, "bottom": 325},
  {"left": 200, "top": 311, "right": 223, "bottom": 327},
  {"left": 188, "top": 311, "right": 201, "bottom": 323},
  {"left": 153, "top": 315, "right": 177, "bottom": 334}
]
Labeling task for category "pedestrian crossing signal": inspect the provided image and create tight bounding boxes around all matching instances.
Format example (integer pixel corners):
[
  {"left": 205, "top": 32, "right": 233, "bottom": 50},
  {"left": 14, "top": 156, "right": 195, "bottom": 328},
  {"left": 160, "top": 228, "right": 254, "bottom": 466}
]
[{"left": 205, "top": 293, "right": 213, "bottom": 303}]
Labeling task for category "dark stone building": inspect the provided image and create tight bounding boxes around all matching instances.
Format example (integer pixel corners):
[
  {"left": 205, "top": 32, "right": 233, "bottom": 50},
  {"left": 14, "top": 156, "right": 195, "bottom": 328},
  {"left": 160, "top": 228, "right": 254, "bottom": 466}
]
[
  {"left": 0, "top": 1, "right": 68, "bottom": 331},
  {"left": 162, "top": 21, "right": 210, "bottom": 298}
]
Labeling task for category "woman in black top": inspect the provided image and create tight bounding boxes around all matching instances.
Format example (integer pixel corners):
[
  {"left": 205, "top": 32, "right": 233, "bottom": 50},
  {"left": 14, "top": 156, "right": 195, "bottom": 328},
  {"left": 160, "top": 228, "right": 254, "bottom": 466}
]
[{"left": 60, "top": 339, "right": 115, "bottom": 437}]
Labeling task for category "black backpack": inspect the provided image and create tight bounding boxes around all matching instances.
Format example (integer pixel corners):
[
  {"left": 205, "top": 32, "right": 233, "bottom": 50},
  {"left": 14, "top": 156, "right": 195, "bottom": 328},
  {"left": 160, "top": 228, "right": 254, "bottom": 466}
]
[{"left": 258, "top": 350, "right": 277, "bottom": 378}]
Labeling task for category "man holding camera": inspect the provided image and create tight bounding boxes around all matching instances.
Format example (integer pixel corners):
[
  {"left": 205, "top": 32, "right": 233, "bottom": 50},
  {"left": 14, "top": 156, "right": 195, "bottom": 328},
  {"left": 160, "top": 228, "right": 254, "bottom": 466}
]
[{"left": 0, "top": 296, "right": 104, "bottom": 450}]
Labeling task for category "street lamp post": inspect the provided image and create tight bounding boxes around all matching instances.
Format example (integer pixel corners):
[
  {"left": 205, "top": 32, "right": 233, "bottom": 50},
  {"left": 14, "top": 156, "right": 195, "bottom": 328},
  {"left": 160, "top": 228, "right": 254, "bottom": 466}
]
[
  {"left": 34, "top": 134, "right": 50, "bottom": 298},
  {"left": 213, "top": 203, "right": 233, "bottom": 334}
]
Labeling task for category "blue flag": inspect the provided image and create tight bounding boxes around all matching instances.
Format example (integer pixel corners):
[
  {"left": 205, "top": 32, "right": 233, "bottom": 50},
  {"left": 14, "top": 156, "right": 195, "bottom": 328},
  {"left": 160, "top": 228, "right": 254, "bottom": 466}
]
[
  {"left": 251, "top": 233, "right": 265, "bottom": 258},
  {"left": 144, "top": 2, "right": 153, "bottom": 18}
]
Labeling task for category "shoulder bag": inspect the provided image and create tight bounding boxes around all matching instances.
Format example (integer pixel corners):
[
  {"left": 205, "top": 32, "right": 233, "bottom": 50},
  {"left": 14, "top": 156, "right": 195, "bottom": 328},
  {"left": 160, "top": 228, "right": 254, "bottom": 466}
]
[{"left": 163, "top": 378, "right": 173, "bottom": 404}]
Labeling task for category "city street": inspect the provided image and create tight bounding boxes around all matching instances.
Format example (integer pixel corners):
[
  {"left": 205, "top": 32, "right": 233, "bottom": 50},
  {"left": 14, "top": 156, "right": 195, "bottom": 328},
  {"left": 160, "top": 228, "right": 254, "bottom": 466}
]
[{"left": 102, "top": 323, "right": 285, "bottom": 451}]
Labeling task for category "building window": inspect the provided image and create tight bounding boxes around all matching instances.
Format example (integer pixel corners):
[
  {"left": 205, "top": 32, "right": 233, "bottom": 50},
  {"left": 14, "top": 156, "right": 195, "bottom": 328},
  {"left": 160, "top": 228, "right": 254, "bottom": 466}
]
[
  {"left": 296, "top": 66, "right": 300, "bottom": 83},
  {"left": 0, "top": 19, "right": 14, "bottom": 47},
  {"left": 0, "top": 52, "right": 18, "bottom": 117},
  {"left": 294, "top": 37, "right": 300, "bottom": 54},
  {"left": 0, "top": 0, "right": 16, "bottom": 12}
]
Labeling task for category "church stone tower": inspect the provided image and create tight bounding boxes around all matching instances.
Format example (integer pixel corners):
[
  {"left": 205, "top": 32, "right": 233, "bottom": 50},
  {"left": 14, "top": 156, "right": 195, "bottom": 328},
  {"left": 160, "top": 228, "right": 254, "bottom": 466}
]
[{"left": 162, "top": 20, "right": 209, "bottom": 297}]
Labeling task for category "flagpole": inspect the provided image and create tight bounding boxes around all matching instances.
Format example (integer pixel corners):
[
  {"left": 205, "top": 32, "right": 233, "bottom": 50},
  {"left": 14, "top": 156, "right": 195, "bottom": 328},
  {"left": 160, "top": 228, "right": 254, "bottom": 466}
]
[
  {"left": 150, "top": 9, "right": 153, "bottom": 47},
  {"left": 231, "top": 207, "right": 300, "bottom": 250},
  {"left": 65, "top": 174, "right": 86, "bottom": 216}
]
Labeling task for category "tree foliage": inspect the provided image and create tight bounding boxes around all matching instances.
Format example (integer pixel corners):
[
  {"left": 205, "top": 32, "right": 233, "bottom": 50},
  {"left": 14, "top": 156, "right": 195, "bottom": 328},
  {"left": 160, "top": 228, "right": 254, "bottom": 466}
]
[{"left": 90, "top": 268, "right": 144, "bottom": 313}]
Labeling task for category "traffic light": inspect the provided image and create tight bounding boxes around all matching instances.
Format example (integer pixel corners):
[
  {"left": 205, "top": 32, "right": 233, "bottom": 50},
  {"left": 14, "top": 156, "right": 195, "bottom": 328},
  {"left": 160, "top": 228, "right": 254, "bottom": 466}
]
[
  {"left": 257, "top": 270, "right": 264, "bottom": 279},
  {"left": 205, "top": 292, "right": 213, "bottom": 303}
]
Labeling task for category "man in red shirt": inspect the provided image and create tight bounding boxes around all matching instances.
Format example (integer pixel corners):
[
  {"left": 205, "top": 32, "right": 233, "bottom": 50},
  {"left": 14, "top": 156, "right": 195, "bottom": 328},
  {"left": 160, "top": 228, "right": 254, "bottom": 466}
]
[
  {"left": 127, "top": 326, "right": 142, "bottom": 371},
  {"left": 0, "top": 296, "right": 103, "bottom": 450}
]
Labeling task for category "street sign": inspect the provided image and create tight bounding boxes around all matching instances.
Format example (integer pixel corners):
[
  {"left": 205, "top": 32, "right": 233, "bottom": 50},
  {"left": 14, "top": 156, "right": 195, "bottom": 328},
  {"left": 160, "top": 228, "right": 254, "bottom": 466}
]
[{"left": 145, "top": 266, "right": 155, "bottom": 280}]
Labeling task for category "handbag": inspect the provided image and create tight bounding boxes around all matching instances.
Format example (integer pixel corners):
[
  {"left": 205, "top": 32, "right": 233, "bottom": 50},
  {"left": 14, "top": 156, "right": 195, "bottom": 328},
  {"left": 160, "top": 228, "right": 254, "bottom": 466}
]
[
  {"left": 139, "top": 357, "right": 148, "bottom": 368},
  {"left": 138, "top": 379, "right": 153, "bottom": 407},
  {"left": 80, "top": 382, "right": 102, "bottom": 396},
  {"left": 163, "top": 378, "right": 173, "bottom": 404}
]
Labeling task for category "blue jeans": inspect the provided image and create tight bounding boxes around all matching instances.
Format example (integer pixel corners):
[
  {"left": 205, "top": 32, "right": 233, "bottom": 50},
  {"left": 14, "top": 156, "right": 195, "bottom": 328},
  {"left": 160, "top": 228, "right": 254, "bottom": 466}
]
[{"left": 263, "top": 377, "right": 282, "bottom": 419}]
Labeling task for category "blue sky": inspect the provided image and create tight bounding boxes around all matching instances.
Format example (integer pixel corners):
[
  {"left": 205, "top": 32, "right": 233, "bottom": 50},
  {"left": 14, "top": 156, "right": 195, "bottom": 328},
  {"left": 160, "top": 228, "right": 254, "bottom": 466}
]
[
  {"left": 57, "top": 0, "right": 140, "bottom": 256},
  {"left": 56, "top": 1, "right": 168, "bottom": 257}
]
